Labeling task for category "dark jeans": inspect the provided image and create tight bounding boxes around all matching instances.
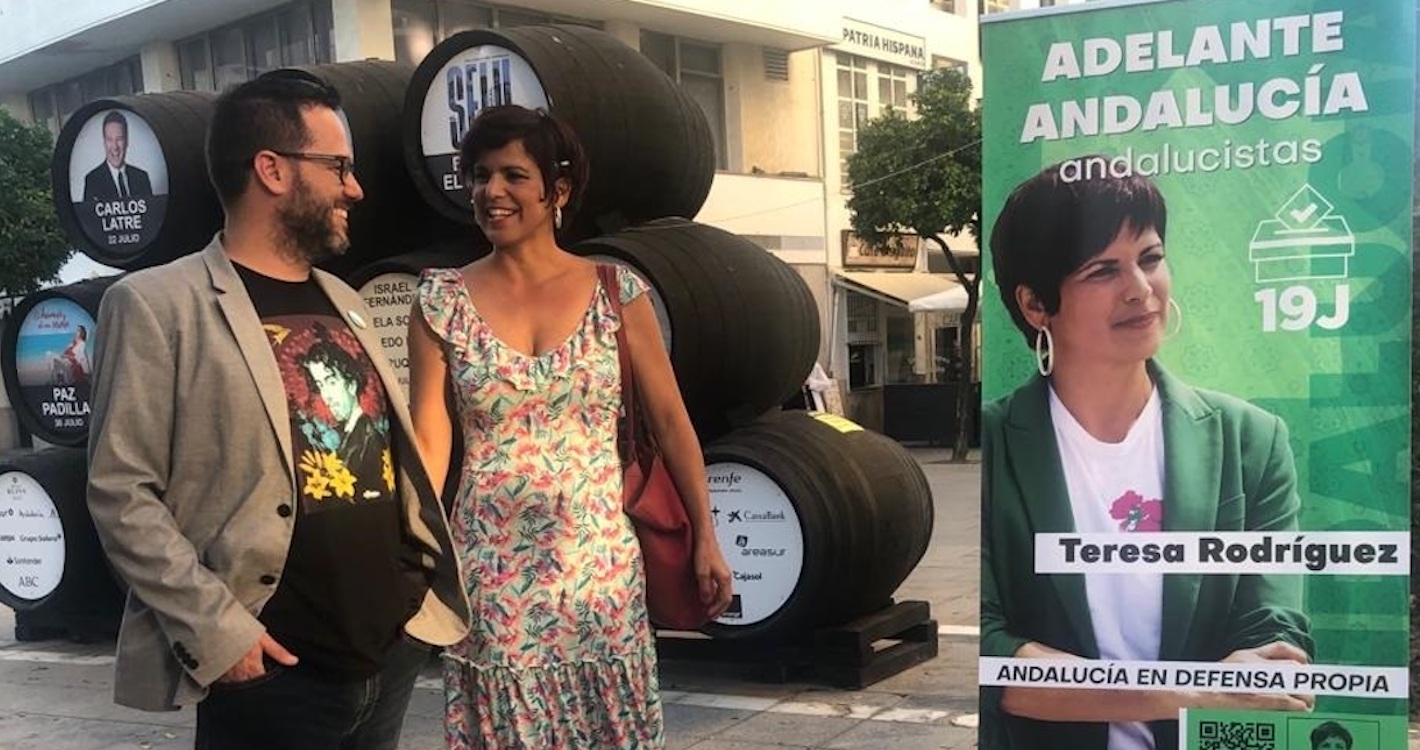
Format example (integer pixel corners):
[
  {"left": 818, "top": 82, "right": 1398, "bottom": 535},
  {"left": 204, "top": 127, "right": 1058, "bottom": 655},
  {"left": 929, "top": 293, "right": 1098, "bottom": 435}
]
[{"left": 195, "top": 637, "right": 431, "bottom": 750}]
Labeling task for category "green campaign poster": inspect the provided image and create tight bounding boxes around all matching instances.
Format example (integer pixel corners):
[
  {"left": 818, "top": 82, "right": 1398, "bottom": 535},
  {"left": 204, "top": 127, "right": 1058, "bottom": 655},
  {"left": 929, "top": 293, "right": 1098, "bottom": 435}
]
[{"left": 977, "top": 1, "right": 1413, "bottom": 749}]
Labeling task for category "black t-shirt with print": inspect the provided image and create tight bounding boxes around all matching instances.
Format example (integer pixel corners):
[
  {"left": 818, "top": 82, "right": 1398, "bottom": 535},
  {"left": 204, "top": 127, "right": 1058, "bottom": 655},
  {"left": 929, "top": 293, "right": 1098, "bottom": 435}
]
[{"left": 235, "top": 264, "right": 425, "bottom": 681}]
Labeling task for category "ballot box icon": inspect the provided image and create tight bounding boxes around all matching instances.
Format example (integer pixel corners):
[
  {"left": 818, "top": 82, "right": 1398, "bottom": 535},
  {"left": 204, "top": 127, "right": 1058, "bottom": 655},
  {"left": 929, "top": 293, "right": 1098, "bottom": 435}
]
[{"left": 1249, "top": 185, "right": 1354, "bottom": 283}]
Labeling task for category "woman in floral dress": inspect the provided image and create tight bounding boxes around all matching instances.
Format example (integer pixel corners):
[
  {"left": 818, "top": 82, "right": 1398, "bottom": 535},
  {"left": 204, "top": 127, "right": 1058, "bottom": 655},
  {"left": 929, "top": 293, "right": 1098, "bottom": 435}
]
[{"left": 406, "top": 105, "right": 733, "bottom": 749}]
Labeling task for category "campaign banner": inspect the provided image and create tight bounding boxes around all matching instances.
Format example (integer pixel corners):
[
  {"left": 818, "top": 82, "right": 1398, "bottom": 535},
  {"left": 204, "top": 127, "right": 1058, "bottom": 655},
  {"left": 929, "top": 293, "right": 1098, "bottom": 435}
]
[{"left": 979, "top": 1, "right": 1413, "bottom": 749}]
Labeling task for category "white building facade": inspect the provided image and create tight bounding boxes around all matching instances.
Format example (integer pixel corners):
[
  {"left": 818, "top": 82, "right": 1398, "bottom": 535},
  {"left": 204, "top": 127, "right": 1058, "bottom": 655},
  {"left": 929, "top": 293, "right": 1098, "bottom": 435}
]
[{"left": 0, "top": 0, "right": 1076, "bottom": 435}]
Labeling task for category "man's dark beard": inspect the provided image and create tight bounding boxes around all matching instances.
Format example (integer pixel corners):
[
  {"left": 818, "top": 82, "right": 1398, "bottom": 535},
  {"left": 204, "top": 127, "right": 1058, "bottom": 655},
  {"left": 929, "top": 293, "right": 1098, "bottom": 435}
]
[{"left": 277, "top": 174, "right": 347, "bottom": 263}]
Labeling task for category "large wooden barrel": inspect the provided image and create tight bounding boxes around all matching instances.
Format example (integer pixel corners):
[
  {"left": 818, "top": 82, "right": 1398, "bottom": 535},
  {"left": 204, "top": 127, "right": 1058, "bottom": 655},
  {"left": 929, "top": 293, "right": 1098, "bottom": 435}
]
[
  {"left": 347, "top": 242, "right": 488, "bottom": 513},
  {"left": 51, "top": 92, "right": 222, "bottom": 270},
  {"left": 347, "top": 240, "right": 489, "bottom": 398},
  {"left": 281, "top": 62, "right": 471, "bottom": 278},
  {"left": 404, "top": 24, "right": 715, "bottom": 242},
  {"left": 700, "top": 411, "right": 933, "bottom": 641},
  {"left": 0, "top": 447, "right": 123, "bottom": 642},
  {"left": 573, "top": 218, "right": 820, "bottom": 440},
  {"left": 1, "top": 276, "right": 123, "bottom": 447}
]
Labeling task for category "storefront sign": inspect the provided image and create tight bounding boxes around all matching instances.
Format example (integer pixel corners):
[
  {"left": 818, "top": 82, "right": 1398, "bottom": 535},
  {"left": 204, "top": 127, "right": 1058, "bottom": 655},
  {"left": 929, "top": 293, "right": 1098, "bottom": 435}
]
[
  {"left": 842, "top": 230, "right": 919, "bottom": 269},
  {"left": 835, "top": 18, "right": 927, "bottom": 70}
]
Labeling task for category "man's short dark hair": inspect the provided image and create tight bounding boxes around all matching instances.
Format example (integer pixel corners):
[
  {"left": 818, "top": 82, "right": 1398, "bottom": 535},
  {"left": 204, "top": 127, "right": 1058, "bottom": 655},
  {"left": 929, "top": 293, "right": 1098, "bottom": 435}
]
[
  {"left": 1310, "top": 721, "right": 1353, "bottom": 750},
  {"left": 102, "top": 110, "right": 128, "bottom": 136},
  {"left": 206, "top": 69, "right": 342, "bottom": 206},
  {"left": 459, "top": 105, "right": 588, "bottom": 222},
  {"left": 989, "top": 158, "right": 1168, "bottom": 344}
]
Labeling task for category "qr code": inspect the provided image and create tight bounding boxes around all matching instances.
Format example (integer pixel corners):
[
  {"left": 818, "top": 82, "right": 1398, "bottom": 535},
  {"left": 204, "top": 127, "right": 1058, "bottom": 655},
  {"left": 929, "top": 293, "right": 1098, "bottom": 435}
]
[{"left": 1198, "top": 720, "right": 1276, "bottom": 750}]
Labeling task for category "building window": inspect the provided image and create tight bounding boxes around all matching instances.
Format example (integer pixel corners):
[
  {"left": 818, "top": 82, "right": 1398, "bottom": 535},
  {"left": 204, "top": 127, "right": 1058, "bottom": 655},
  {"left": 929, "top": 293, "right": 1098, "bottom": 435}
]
[
  {"left": 641, "top": 31, "right": 728, "bottom": 170},
  {"left": 878, "top": 64, "right": 911, "bottom": 114},
  {"left": 847, "top": 343, "right": 880, "bottom": 390},
  {"left": 177, "top": 1, "right": 333, "bottom": 92},
  {"left": 27, "top": 57, "right": 142, "bottom": 134},
  {"left": 981, "top": 0, "right": 1013, "bottom": 14},
  {"left": 845, "top": 290, "right": 883, "bottom": 390},
  {"left": 836, "top": 54, "right": 870, "bottom": 186},
  {"left": 391, "top": 0, "right": 600, "bottom": 65},
  {"left": 931, "top": 0, "right": 959, "bottom": 13},
  {"left": 885, "top": 310, "right": 917, "bottom": 385}
]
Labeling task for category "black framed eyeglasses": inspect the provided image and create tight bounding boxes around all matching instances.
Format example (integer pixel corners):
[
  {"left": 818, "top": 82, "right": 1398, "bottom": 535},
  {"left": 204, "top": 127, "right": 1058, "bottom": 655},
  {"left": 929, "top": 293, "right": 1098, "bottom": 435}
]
[{"left": 271, "top": 151, "right": 355, "bottom": 184}]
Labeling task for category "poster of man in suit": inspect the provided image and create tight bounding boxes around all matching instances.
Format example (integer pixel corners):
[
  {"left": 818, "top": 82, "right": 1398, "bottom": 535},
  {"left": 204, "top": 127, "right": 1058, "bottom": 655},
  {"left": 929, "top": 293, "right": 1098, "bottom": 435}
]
[
  {"left": 82, "top": 111, "right": 153, "bottom": 201},
  {"left": 67, "top": 108, "right": 169, "bottom": 252}
]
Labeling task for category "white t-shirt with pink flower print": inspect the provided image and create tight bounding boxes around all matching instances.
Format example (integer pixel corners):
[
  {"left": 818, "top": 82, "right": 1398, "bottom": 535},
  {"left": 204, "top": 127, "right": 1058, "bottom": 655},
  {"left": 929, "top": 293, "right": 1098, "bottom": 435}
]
[{"left": 1049, "top": 386, "right": 1165, "bottom": 750}]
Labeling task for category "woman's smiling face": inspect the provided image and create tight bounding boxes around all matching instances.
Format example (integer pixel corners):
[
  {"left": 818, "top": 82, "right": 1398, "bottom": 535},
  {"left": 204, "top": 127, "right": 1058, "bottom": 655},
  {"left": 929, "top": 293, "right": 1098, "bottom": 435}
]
[{"left": 468, "top": 138, "right": 564, "bottom": 246}]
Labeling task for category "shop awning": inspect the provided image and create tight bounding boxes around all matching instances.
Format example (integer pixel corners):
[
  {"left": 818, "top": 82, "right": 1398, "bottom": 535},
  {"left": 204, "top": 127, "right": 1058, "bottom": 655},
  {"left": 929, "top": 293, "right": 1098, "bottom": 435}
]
[{"left": 834, "top": 272, "right": 969, "bottom": 313}]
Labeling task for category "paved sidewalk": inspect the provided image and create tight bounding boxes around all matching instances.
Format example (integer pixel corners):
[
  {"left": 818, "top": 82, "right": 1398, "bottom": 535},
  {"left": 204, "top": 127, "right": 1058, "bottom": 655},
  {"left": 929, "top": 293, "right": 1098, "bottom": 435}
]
[{"left": 0, "top": 452, "right": 1413, "bottom": 749}]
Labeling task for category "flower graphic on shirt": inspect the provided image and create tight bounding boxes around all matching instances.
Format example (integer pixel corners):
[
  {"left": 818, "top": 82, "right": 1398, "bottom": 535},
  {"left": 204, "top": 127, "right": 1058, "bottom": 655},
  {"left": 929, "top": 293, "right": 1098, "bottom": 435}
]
[
  {"left": 300, "top": 449, "right": 357, "bottom": 502},
  {"left": 1109, "top": 490, "right": 1163, "bottom": 532}
]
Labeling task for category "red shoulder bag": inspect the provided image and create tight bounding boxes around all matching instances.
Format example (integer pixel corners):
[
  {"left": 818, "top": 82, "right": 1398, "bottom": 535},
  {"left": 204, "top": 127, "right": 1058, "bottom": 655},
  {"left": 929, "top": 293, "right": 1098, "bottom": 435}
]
[{"left": 598, "top": 264, "right": 709, "bottom": 631}]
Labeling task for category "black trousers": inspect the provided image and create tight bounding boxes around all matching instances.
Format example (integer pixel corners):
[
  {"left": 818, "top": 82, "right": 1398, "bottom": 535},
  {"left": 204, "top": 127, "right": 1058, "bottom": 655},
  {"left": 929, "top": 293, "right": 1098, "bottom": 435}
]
[{"left": 195, "top": 637, "right": 431, "bottom": 750}]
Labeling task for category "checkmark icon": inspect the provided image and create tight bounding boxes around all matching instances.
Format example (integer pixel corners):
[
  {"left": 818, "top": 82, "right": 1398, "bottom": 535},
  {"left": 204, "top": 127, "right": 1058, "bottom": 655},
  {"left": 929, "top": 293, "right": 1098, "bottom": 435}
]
[
  {"left": 1289, "top": 202, "right": 1319, "bottom": 225},
  {"left": 1275, "top": 185, "right": 1333, "bottom": 230}
]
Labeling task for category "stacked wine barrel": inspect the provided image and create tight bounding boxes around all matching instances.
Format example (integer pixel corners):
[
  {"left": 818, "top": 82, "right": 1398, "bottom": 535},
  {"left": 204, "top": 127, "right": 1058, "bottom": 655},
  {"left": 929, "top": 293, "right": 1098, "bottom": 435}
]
[
  {"left": 380, "top": 24, "right": 936, "bottom": 641},
  {"left": 0, "top": 277, "right": 129, "bottom": 640},
  {"left": 0, "top": 448, "right": 124, "bottom": 642},
  {"left": 7, "top": 25, "right": 934, "bottom": 645}
]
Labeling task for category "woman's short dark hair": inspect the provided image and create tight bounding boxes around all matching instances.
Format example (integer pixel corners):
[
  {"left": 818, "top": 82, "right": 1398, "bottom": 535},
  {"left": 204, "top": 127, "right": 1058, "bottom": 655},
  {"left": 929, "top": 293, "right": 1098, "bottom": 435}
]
[
  {"left": 206, "top": 69, "right": 342, "bottom": 206},
  {"left": 1310, "top": 721, "right": 1353, "bottom": 750},
  {"left": 458, "top": 105, "right": 588, "bottom": 222},
  {"left": 990, "top": 158, "right": 1168, "bottom": 344}
]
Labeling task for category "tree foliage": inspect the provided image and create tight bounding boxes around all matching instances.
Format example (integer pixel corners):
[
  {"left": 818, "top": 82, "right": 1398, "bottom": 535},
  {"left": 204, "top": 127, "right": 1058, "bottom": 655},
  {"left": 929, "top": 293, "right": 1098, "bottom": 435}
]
[
  {"left": 846, "top": 67, "right": 982, "bottom": 461},
  {"left": 846, "top": 67, "right": 981, "bottom": 247},
  {"left": 0, "top": 108, "right": 72, "bottom": 297}
]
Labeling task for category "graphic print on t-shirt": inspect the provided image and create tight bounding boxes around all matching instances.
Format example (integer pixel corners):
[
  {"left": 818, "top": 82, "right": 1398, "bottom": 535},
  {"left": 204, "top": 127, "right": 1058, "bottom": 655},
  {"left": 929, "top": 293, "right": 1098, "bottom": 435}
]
[
  {"left": 264, "top": 316, "right": 395, "bottom": 511},
  {"left": 1108, "top": 490, "right": 1163, "bottom": 532}
]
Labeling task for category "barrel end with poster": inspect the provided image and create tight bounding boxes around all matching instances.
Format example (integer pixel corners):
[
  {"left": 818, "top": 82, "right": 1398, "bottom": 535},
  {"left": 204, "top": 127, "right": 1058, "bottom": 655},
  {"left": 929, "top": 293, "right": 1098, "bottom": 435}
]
[
  {"left": 348, "top": 241, "right": 489, "bottom": 513},
  {"left": 403, "top": 25, "right": 715, "bottom": 244},
  {"left": 0, "top": 275, "right": 123, "bottom": 448},
  {"left": 654, "top": 410, "right": 938, "bottom": 689},
  {"left": 51, "top": 93, "right": 221, "bottom": 271},
  {"left": 0, "top": 448, "right": 124, "bottom": 643},
  {"left": 979, "top": 2, "right": 1414, "bottom": 749}
]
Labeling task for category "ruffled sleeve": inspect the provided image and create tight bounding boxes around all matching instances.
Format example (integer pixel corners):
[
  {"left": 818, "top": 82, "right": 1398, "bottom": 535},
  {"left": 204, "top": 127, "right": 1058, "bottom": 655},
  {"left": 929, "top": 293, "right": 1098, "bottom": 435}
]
[
  {"left": 614, "top": 265, "right": 647, "bottom": 306},
  {"left": 416, "top": 268, "right": 470, "bottom": 350}
]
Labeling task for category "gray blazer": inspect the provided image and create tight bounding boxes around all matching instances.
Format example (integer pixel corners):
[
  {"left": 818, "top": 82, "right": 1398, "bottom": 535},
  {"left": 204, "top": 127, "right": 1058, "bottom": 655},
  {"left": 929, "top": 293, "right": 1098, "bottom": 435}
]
[{"left": 86, "top": 237, "right": 470, "bottom": 711}]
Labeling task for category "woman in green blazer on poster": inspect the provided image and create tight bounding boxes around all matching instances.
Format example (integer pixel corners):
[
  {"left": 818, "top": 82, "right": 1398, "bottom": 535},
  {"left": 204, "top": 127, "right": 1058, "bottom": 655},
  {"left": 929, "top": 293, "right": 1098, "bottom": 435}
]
[{"left": 980, "top": 163, "right": 1315, "bottom": 750}]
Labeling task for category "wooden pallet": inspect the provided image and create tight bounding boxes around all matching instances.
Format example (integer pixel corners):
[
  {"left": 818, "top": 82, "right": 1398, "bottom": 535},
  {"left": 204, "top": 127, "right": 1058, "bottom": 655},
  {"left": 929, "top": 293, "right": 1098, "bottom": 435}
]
[{"left": 655, "top": 599, "right": 938, "bottom": 690}]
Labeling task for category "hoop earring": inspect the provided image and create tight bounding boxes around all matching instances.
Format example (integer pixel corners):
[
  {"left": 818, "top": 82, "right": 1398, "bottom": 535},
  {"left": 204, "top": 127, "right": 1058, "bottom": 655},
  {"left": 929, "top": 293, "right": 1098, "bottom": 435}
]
[
  {"left": 1165, "top": 298, "right": 1183, "bottom": 338},
  {"left": 554, "top": 206, "right": 563, "bottom": 230},
  {"left": 1034, "top": 326, "right": 1054, "bottom": 377}
]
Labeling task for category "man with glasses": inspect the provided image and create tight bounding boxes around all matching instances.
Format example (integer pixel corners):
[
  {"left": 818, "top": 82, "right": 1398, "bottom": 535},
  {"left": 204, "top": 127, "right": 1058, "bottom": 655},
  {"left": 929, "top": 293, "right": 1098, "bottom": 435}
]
[{"left": 86, "top": 70, "right": 470, "bottom": 750}]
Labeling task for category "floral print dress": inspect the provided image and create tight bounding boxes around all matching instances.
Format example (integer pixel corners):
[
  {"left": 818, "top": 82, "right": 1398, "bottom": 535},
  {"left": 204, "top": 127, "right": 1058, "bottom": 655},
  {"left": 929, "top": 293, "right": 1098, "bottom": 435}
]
[{"left": 416, "top": 267, "right": 664, "bottom": 750}]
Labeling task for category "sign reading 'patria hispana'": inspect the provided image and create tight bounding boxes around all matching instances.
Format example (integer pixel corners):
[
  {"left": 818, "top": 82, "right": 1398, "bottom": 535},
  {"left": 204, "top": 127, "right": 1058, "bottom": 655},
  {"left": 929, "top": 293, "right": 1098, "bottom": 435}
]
[{"left": 835, "top": 18, "right": 927, "bottom": 70}]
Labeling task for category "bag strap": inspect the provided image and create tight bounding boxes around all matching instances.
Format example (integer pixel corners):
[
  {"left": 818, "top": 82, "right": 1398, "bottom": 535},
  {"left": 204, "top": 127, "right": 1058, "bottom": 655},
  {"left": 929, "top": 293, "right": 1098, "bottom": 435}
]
[{"left": 597, "top": 264, "right": 640, "bottom": 462}]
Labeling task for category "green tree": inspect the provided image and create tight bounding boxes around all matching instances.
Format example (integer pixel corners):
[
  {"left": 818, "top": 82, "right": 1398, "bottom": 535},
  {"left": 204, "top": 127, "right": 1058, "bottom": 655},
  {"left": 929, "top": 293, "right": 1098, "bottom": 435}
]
[
  {"left": 0, "top": 108, "right": 72, "bottom": 297},
  {"left": 846, "top": 67, "right": 981, "bottom": 461}
]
